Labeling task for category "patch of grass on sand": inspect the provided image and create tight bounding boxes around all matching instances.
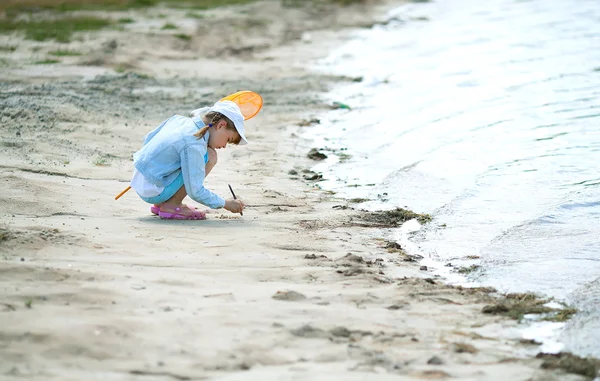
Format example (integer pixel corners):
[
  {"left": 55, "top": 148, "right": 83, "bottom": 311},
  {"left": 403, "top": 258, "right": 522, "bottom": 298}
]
[
  {"left": 49, "top": 49, "right": 81, "bottom": 56},
  {"left": 185, "top": 12, "right": 205, "bottom": 19},
  {"left": 0, "top": 45, "right": 17, "bottom": 52},
  {"left": 0, "top": 17, "right": 111, "bottom": 43},
  {"left": 536, "top": 352, "right": 600, "bottom": 379},
  {"left": 174, "top": 33, "right": 191, "bottom": 41},
  {"left": 35, "top": 58, "right": 60, "bottom": 64},
  {"left": 2, "top": 0, "right": 258, "bottom": 13},
  {"left": 114, "top": 64, "right": 127, "bottom": 73},
  {"left": 361, "top": 207, "right": 432, "bottom": 226},
  {"left": 161, "top": 22, "right": 177, "bottom": 30},
  {"left": 93, "top": 155, "right": 111, "bottom": 166},
  {"left": 118, "top": 17, "right": 135, "bottom": 24},
  {"left": 167, "top": 0, "right": 257, "bottom": 10}
]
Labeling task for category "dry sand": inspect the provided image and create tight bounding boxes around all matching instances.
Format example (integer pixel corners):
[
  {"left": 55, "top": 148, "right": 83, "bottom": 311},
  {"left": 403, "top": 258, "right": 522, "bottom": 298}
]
[{"left": 0, "top": 1, "right": 590, "bottom": 380}]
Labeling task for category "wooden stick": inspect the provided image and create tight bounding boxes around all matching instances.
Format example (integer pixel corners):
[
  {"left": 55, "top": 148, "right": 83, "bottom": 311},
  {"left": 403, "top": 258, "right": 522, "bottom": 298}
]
[{"left": 114, "top": 186, "right": 131, "bottom": 200}]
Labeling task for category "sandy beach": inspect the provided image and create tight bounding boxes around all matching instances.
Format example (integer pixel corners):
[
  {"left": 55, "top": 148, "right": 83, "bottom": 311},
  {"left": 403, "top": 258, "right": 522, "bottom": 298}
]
[{"left": 0, "top": 1, "right": 597, "bottom": 380}]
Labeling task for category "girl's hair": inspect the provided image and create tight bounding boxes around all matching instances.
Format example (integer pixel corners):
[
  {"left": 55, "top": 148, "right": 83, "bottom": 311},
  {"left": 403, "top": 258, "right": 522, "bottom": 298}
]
[{"left": 194, "top": 111, "right": 242, "bottom": 145}]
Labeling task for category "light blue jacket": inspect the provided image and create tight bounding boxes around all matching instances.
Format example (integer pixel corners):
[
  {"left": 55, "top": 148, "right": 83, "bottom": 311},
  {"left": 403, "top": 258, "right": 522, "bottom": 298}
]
[{"left": 133, "top": 115, "right": 225, "bottom": 209}]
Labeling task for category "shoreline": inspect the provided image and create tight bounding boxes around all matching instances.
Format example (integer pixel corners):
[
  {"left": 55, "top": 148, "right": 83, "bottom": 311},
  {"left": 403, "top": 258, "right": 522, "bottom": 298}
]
[
  {"left": 1, "top": 1, "right": 599, "bottom": 380},
  {"left": 284, "top": 6, "right": 600, "bottom": 365}
]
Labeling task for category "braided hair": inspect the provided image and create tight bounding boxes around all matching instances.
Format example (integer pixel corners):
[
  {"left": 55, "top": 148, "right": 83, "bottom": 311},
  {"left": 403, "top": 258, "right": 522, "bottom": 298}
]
[{"left": 193, "top": 111, "right": 241, "bottom": 145}]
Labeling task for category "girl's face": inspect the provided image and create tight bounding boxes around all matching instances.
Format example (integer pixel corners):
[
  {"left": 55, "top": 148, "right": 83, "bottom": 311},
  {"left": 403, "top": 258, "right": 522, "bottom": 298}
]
[{"left": 208, "top": 120, "right": 240, "bottom": 149}]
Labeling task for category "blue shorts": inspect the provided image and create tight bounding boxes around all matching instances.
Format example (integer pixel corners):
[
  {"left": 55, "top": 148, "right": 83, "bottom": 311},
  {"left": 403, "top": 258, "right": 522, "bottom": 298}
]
[
  {"left": 138, "top": 151, "right": 209, "bottom": 205},
  {"left": 138, "top": 171, "right": 185, "bottom": 205}
]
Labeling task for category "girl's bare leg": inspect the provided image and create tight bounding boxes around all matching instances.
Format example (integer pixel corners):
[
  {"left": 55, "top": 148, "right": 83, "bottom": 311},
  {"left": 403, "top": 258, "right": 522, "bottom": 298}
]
[
  {"left": 158, "top": 185, "right": 205, "bottom": 217},
  {"left": 159, "top": 185, "right": 190, "bottom": 214}
]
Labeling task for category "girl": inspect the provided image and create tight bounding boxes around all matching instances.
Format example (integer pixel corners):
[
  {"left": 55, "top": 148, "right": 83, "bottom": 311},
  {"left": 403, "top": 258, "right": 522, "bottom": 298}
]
[{"left": 130, "top": 100, "right": 246, "bottom": 220}]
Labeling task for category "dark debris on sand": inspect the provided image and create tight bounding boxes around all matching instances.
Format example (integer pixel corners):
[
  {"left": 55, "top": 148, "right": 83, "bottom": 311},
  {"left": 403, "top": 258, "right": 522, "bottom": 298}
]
[
  {"left": 481, "top": 292, "right": 578, "bottom": 322},
  {"left": 357, "top": 208, "right": 432, "bottom": 227},
  {"left": 537, "top": 352, "right": 600, "bottom": 379},
  {"left": 0, "top": 228, "right": 14, "bottom": 243}
]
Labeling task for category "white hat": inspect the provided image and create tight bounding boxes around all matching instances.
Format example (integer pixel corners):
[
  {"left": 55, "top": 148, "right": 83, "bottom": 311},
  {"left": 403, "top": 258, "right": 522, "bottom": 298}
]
[{"left": 208, "top": 100, "right": 248, "bottom": 145}]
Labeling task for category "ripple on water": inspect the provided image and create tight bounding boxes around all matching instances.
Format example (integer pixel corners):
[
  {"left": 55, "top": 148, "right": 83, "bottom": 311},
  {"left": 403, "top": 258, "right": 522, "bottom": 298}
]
[{"left": 307, "top": 0, "right": 600, "bottom": 357}]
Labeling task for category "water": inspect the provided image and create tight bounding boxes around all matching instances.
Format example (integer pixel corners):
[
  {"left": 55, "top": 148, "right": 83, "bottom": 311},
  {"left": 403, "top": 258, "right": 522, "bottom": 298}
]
[{"left": 306, "top": 0, "right": 600, "bottom": 357}]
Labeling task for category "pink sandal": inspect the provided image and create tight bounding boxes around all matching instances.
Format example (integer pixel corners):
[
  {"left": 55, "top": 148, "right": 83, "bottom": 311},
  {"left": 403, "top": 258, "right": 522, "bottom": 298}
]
[
  {"left": 151, "top": 204, "right": 200, "bottom": 215},
  {"left": 158, "top": 207, "right": 206, "bottom": 220}
]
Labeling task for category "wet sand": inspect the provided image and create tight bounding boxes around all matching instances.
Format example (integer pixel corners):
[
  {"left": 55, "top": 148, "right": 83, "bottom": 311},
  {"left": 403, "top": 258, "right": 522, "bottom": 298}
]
[{"left": 0, "top": 1, "right": 593, "bottom": 380}]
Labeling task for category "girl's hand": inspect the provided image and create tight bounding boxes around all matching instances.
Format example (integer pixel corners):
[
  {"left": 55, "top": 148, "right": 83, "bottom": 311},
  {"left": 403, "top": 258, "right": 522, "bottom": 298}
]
[{"left": 224, "top": 199, "right": 245, "bottom": 214}]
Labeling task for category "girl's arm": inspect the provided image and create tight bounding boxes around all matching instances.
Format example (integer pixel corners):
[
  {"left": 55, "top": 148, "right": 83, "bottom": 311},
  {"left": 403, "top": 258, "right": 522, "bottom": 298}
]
[{"left": 179, "top": 143, "right": 226, "bottom": 209}]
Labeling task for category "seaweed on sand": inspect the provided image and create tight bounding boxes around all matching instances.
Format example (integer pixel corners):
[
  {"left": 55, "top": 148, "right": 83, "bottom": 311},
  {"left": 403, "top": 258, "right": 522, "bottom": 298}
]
[
  {"left": 482, "top": 292, "right": 553, "bottom": 321},
  {"left": 482, "top": 292, "right": 578, "bottom": 322},
  {"left": 376, "top": 239, "right": 422, "bottom": 262},
  {"left": 457, "top": 264, "right": 481, "bottom": 274},
  {"left": 536, "top": 352, "right": 600, "bottom": 379},
  {"left": 359, "top": 207, "right": 432, "bottom": 227},
  {"left": 543, "top": 307, "right": 577, "bottom": 322},
  {"left": 0, "top": 228, "right": 13, "bottom": 243}
]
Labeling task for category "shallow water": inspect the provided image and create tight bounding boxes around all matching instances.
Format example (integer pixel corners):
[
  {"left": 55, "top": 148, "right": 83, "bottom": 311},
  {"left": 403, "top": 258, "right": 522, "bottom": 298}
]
[{"left": 306, "top": 0, "right": 600, "bottom": 357}]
